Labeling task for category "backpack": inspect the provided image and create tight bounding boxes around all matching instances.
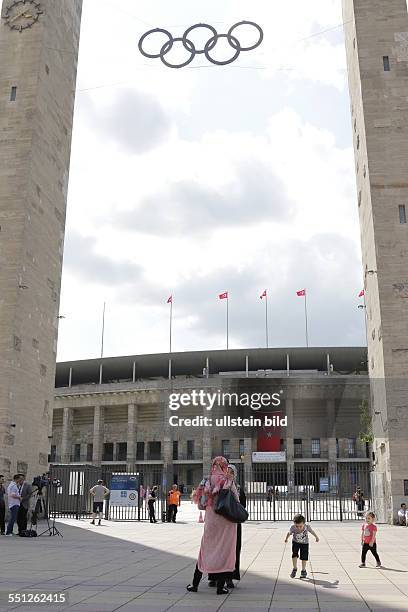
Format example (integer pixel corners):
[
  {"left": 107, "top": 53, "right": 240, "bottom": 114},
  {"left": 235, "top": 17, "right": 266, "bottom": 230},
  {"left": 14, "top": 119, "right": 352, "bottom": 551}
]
[
  {"left": 19, "top": 529, "right": 37, "bottom": 537},
  {"left": 194, "top": 478, "right": 210, "bottom": 511}
]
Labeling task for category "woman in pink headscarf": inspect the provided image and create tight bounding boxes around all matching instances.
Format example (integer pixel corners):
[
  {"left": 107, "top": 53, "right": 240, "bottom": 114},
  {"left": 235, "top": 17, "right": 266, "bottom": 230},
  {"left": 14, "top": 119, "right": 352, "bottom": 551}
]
[{"left": 187, "top": 456, "right": 239, "bottom": 595}]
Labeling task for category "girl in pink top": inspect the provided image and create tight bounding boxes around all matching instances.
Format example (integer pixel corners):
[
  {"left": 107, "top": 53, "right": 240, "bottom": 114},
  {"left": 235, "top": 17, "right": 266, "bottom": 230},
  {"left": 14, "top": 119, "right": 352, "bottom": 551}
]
[{"left": 359, "top": 511, "right": 381, "bottom": 567}]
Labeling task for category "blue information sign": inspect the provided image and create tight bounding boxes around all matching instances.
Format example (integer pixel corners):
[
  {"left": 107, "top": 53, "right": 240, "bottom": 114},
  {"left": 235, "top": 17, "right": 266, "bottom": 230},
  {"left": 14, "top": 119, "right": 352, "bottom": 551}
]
[{"left": 110, "top": 474, "right": 139, "bottom": 507}]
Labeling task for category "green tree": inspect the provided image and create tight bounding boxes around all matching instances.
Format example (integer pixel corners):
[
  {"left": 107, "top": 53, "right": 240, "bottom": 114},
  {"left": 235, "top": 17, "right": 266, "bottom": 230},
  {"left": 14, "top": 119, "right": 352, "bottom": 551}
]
[{"left": 359, "top": 399, "right": 374, "bottom": 444}]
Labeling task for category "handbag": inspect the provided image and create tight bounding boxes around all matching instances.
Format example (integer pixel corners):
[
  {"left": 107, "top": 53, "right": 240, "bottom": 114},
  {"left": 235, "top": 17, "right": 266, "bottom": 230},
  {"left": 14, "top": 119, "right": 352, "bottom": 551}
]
[{"left": 214, "top": 488, "right": 249, "bottom": 523}]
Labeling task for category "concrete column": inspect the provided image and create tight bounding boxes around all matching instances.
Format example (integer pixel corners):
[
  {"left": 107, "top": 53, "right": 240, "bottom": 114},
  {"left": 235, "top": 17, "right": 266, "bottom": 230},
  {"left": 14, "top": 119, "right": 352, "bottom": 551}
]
[
  {"left": 242, "top": 437, "right": 253, "bottom": 485},
  {"left": 326, "top": 399, "right": 337, "bottom": 491},
  {"left": 92, "top": 405, "right": 104, "bottom": 465},
  {"left": 243, "top": 437, "right": 252, "bottom": 465},
  {"left": 286, "top": 399, "right": 294, "bottom": 492},
  {"left": 127, "top": 403, "right": 137, "bottom": 469},
  {"left": 61, "top": 407, "right": 73, "bottom": 463},
  {"left": 202, "top": 402, "right": 212, "bottom": 476}
]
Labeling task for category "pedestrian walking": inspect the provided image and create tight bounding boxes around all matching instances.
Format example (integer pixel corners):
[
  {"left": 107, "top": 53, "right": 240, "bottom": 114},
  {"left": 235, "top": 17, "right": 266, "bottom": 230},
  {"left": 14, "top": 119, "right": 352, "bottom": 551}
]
[
  {"left": 359, "top": 511, "right": 382, "bottom": 567},
  {"left": 89, "top": 479, "right": 110, "bottom": 526},
  {"left": 148, "top": 485, "right": 158, "bottom": 523},
  {"left": 5, "top": 475, "right": 22, "bottom": 536},
  {"left": 285, "top": 513, "right": 319, "bottom": 578},
  {"left": 187, "top": 456, "right": 239, "bottom": 595},
  {"left": 167, "top": 484, "right": 181, "bottom": 523}
]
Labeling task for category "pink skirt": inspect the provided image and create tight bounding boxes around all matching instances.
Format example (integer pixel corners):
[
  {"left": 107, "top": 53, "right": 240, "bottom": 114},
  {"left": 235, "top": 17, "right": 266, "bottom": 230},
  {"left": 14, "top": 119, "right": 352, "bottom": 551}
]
[{"left": 197, "top": 504, "right": 237, "bottom": 574}]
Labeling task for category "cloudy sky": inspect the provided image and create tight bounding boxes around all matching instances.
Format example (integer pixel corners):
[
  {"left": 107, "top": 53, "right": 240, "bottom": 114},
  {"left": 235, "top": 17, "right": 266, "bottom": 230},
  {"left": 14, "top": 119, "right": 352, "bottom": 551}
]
[{"left": 58, "top": 0, "right": 366, "bottom": 362}]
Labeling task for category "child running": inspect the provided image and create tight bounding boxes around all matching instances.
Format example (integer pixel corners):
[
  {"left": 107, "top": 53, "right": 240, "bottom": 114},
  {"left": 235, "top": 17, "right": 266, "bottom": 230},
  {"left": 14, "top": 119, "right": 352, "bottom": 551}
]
[
  {"left": 285, "top": 513, "right": 319, "bottom": 578},
  {"left": 359, "top": 511, "right": 381, "bottom": 567}
]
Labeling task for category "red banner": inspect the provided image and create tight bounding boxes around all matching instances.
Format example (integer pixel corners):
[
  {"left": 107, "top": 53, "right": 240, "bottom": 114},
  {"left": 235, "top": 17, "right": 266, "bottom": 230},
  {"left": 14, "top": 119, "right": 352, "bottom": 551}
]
[{"left": 257, "top": 411, "right": 282, "bottom": 452}]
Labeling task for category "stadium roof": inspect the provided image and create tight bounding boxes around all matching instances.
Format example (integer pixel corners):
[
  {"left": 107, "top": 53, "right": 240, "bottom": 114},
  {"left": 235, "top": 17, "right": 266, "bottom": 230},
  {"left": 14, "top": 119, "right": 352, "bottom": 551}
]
[{"left": 55, "top": 347, "right": 368, "bottom": 388}]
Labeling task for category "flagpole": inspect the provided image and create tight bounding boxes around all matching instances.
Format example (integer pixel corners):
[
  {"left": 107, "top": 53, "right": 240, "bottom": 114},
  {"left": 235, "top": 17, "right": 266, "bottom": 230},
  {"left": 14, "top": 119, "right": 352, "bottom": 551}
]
[
  {"left": 265, "top": 293, "right": 269, "bottom": 349},
  {"left": 100, "top": 301, "right": 106, "bottom": 358},
  {"left": 304, "top": 292, "right": 309, "bottom": 348},
  {"left": 226, "top": 295, "right": 229, "bottom": 350},
  {"left": 169, "top": 299, "right": 173, "bottom": 354}
]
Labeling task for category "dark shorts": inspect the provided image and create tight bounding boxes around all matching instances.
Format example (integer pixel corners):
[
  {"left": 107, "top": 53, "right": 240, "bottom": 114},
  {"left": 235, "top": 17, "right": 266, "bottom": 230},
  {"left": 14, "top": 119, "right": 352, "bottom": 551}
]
[
  {"left": 93, "top": 501, "right": 103, "bottom": 513},
  {"left": 292, "top": 542, "right": 309, "bottom": 560}
]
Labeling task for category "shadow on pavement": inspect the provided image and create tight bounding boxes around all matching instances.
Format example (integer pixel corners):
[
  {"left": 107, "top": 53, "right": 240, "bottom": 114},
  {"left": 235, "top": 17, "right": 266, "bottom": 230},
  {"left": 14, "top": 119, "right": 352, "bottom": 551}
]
[{"left": 0, "top": 519, "right": 406, "bottom": 612}]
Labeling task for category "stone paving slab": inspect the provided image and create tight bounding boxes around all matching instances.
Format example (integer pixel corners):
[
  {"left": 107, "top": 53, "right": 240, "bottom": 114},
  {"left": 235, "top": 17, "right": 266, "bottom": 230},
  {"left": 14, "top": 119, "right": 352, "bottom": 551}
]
[{"left": 0, "top": 520, "right": 408, "bottom": 611}]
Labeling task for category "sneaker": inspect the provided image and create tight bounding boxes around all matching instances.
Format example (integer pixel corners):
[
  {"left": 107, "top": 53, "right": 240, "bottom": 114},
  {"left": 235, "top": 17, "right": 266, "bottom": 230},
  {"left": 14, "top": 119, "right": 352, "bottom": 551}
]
[
  {"left": 301, "top": 570, "right": 307, "bottom": 578},
  {"left": 290, "top": 569, "right": 297, "bottom": 578},
  {"left": 186, "top": 584, "right": 197, "bottom": 592},
  {"left": 90, "top": 520, "right": 95, "bottom": 525},
  {"left": 5, "top": 533, "right": 13, "bottom": 537},
  {"left": 376, "top": 563, "right": 382, "bottom": 568},
  {"left": 359, "top": 563, "right": 366, "bottom": 568}
]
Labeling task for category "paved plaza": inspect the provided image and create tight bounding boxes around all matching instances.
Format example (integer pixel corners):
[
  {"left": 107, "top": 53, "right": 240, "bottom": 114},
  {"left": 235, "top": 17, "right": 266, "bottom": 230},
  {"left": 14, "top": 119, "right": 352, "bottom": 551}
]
[{"left": 0, "top": 515, "right": 408, "bottom": 612}]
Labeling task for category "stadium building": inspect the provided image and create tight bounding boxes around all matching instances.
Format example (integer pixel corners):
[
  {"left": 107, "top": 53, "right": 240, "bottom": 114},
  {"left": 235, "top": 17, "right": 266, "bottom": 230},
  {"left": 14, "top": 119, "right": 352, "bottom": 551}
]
[{"left": 51, "top": 347, "right": 373, "bottom": 520}]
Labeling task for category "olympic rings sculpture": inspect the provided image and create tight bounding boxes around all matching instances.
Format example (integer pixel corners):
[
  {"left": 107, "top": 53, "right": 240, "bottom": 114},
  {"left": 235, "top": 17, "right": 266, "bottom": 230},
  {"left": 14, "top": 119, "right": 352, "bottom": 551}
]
[{"left": 138, "top": 21, "right": 264, "bottom": 69}]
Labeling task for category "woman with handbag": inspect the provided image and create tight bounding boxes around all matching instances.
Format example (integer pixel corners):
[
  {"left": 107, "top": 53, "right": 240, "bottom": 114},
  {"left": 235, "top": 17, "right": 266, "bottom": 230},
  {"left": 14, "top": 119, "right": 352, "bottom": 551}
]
[
  {"left": 209, "top": 464, "right": 246, "bottom": 589},
  {"left": 186, "top": 456, "right": 239, "bottom": 595}
]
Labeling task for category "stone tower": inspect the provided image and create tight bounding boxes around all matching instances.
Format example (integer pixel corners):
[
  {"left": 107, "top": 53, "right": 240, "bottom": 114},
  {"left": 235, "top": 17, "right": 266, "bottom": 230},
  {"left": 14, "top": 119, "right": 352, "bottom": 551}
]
[
  {"left": 0, "top": 0, "right": 82, "bottom": 478},
  {"left": 343, "top": 0, "right": 408, "bottom": 522}
]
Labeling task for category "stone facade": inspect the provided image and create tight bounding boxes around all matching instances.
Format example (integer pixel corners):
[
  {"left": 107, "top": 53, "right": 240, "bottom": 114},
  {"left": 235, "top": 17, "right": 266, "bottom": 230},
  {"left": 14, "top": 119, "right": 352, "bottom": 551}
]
[
  {"left": 342, "top": 0, "right": 408, "bottom": 521},
  {"left": 0, "top": 0, "right": 82, "bottom": 478}
]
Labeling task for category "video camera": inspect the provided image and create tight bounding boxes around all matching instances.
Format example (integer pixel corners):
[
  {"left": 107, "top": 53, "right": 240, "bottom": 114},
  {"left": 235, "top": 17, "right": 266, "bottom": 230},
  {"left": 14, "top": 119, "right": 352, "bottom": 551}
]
[{"left": 32, "top": 473, "right": 50, "bottom": 491}]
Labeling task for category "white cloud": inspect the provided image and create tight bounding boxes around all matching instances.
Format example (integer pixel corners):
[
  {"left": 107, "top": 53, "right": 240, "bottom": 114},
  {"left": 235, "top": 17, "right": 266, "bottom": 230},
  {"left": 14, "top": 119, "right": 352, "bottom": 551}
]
[{"left": 59, "top": 0, "right": 361, "bottom": 361}]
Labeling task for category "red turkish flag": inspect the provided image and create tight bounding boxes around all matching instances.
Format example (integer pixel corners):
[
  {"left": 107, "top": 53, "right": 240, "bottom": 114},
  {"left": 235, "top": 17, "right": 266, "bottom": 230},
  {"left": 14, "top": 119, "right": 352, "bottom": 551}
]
[
  {"left": 296, "top": 289, "right": 306, "bottom": 297},
  {"left": 167, "top": 296, "right": 172, "bottom": 304},
  {"left": 260, "top": 290, "right": 267, "bottom": 299},
  {"left": 257, "top": 412, "right": 282, "bottom": 451},
  {"left": 358, "top": 289, "right": 364, "bottom": 298},
  {"left": 219, "top": 291, "right": 228, "bottom": 300}
]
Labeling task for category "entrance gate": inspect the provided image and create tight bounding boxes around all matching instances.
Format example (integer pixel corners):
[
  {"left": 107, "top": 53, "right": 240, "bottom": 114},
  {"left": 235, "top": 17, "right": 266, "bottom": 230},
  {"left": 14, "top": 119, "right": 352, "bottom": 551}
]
[
  {"left": 50, "top": 461, "right": 371, "bottom": 522},
  {"left": 49, "top": 464, "right": 164, "bottom": 521},
  {"left": 243, "top": 462, "right": 371, "bottom": 521}
]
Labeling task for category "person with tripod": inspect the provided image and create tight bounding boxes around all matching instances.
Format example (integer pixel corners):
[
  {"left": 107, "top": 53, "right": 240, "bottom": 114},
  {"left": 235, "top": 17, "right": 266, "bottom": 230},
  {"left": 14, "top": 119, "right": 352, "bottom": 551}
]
[{"left": 89, "top": 480, "right": 109, "bottom": 526}]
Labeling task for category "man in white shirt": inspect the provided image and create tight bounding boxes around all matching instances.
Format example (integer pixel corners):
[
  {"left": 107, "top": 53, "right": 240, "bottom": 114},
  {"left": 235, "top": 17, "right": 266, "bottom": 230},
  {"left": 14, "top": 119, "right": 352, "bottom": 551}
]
[
  {"left": 397, "top": 503, "right": 407, "bottom": 526},
  {"left": 6, "top": 474, "right": 22, "bottom": 536},
  {"left": 89, "top": 480, "right": 109, "bottom": 526}
]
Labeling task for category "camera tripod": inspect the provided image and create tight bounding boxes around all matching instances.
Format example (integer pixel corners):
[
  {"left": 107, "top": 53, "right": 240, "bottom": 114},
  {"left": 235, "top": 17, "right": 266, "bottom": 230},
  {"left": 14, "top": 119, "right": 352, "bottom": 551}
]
[{"left": 37, "top": 486, "right": 63, "bottom": 538}]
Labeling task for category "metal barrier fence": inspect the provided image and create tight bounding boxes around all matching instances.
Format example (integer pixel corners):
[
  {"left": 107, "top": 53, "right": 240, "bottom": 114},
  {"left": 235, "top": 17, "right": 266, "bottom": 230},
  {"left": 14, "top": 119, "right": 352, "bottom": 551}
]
[
  {"left": 49, "top": 461, "right": 371, "bottom": 522},
  {"left": 49, "top": 464, "right": 164, "bottom": 521},
  {"left": 242, "top": 462, "right": 372, "bottom": 521},
  {"left": 102, "top": 465, "right": 164, "bottom": 521}
]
